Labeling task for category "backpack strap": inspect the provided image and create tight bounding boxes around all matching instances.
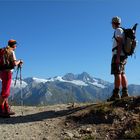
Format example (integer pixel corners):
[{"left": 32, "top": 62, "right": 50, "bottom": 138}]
[
  {"left": 112, "top": 31, "right": 119, "bottom": 52},
  {"left": 113, "top": 27, "right": 124, "bottom": 41},
  {"left": 112, "top": 27, "right": 124, "bottom": 52}
]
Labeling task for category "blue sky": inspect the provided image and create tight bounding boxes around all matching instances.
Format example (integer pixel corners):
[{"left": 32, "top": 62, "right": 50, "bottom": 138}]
[{"left": 0, "top": 0, "right": 140, "bottom": 84}]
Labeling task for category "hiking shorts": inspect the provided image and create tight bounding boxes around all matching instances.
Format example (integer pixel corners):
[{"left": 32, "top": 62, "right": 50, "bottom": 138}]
[{"left": 111, "top": 55, "right": 127, "bottom": 75}]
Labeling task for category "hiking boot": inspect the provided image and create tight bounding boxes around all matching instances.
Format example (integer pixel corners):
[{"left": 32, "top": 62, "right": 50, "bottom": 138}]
[
  {"left": 4, "top": 102, "right": 15, "bottom": 116},
  {"left": 5, "top": 109, "right": 15, "bottom": 116},
  {"left": 107, "top": 88, "right": 120, "bottom": 101},
  {"left": 121, "top": 87, "right": 129, "bottom": 98},
  {"left": 0, "top": 105, "right": 10, "bottom": 118},
  {"left": 0, "top": 112, "right": 10, "bottom": 118}
]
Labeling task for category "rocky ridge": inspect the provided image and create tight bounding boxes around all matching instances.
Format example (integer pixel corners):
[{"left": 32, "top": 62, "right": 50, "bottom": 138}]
[{"left": 0, "top": 96, "right": 140, "bottom": 140}]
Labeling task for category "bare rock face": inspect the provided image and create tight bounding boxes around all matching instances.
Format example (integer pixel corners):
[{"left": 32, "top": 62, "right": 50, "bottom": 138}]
[{"left": 0, "top": 96, "right": 140, "bottom": 140}]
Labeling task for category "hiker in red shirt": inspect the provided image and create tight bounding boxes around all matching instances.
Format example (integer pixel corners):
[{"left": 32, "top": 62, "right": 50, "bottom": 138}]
[{"left": 0, "top": 39, "right": 23, "bottom": 117}]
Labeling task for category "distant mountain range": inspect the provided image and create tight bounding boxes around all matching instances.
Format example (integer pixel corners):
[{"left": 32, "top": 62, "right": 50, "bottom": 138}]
[{"left": 1, "top": 72, "right": 139, "bottom": 105}]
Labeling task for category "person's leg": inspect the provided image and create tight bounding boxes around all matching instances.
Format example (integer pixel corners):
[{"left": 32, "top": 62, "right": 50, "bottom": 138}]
[
  {"left": 114, "top": 74, "right": 122, "bottom": 89},
  {"left": 120, "top": 56, "right": 129, "bottom": 98},
  {"left": 112, "top": 74, "right": 121, "bottom": 98},
  {"left": 121, "top": 73, "right": 129, "bottom": 98},
  {"left": 4, "top": 98, "right": 15, "bottom": 115},
  {"left": 0, "top": 71, "right": 13, "bottom": 117},
  {"left": 1, "top": 71, "right": 12, "bottom": 99},
  {"left": 108, "top": 74, "right": 121, "bottom": 101},
  {"left": 0, "top": 72, "right": 5, "bottom": 112},
  {"left": 109, "top": 55, "right": 121, "bottom": 101},
  {"left": 0, "top": 96, "right": 5, "bottom": 114},
  {"left": 121, "top": 73, "right": 128, "bottom": 88}
]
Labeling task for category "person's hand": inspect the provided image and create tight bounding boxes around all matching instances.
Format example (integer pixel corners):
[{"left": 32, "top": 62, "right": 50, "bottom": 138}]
[
  {"left": 18, "top": 59, "right": 24, "bottom": 67},
  {"left": 19, "top": 59, "right": 24, "bottom": 65}
]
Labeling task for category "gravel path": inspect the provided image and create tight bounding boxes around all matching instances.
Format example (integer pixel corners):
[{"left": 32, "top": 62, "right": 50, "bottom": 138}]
[{"left": 0, "top": 104, "right": 72, "bottom": 140}]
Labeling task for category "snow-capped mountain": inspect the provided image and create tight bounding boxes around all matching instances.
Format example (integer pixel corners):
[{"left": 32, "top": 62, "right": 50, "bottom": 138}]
[
  {"left": 11, "top": 79, "right": 28, "bottom": 88},
  {"left": 62, "top": 72, "right": 105, "bottom": 88},
  {"left": 18, "top": 72, "right": 109, "bottom": 88},
  {"left": 6, "top": 72, "right": 140, "bottom": 105}
]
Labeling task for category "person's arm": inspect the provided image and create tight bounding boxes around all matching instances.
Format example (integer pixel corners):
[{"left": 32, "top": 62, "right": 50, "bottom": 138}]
[
  {"left": 12, "top": 51, "right": 23, "bottom": 67},
  {"left": 13, "top": 60, "right": 23, "bottom": 66},
  {"left": 115, "top": 36, "right": 123, "bottom": 64}
]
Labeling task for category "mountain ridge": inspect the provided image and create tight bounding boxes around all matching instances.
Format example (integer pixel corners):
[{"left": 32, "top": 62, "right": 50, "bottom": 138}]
[{"left": 3, "top": 72, "right": 139, "bottom": 105}]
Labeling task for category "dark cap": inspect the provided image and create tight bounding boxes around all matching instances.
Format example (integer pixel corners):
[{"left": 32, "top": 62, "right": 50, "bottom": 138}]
[{"left": 8, "top": 39, "right": 17, "bottom": 47}]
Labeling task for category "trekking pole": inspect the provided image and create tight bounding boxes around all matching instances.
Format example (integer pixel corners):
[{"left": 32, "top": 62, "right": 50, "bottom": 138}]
[
  {"left": 10, "top": 66, "right": 20, "bottom": 111},
  {"left": 14, "top": 66, "right": 20, "bottom": 87},
  {"left": 19, "top": 65, "right": 24, "bottom": 116}
]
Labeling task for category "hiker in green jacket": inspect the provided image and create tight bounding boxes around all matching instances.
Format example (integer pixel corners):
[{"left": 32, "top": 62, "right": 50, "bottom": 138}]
[{"left": 108, "top": 16, "right": 129, "bottom": 101}]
